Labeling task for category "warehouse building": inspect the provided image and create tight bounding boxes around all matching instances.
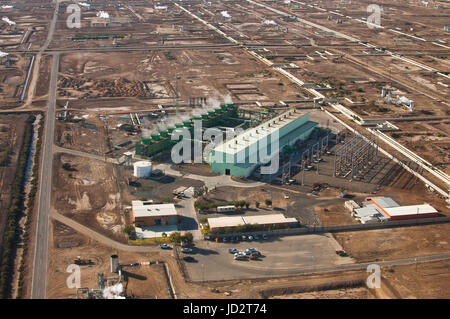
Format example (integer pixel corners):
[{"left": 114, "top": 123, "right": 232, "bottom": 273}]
[
  {"left": 352, "top": 197, "right": 438, "bottom": 224},
  {"left": 207, "top": 214, "right": 298, "bottom": 232},
  {"left": 209, "top": 110, "right": 317, "bottom": 177},
  {"left": 131, "top": 201, "right": 179, "bottom": 227}
]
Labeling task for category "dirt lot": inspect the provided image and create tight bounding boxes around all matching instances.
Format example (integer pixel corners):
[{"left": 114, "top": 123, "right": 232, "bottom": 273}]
[
  {"left": 57, "top": 49, "right": 305, "bottom": 106},
  {"left": 47, "top": 220, "right": 171, "bottom": 299},
  {"left": 118, "top": 166, "right": 205, "bottom": 205},
  {"left": 334, "top": 223, "right": 450, "bottom": 263},
  {"left": 54, "top": 113, "right": 108, "bottom": 156},
  {"left": 272, "top": 286, "right": 374, "bottom": 299},
  {"left": 381, "top": 261, "right": 450, "bottom": 299},
  {"left": 0, "top": 54, "right": 28, "bottom": 103},
  {"left": 52, "top": 153, "right": 125, "bottom": 242}
]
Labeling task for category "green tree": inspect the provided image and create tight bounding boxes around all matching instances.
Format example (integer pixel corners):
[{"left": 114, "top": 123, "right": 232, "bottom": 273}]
[
  {"left": 264, "top": 199, "right": 272, "bottom": 207},
  {"left": 169, "top": 231, "right": 182, "bottom": 244},
  {"left": 181, "top": 232, "right": 194, "bottom": 245},
  {"left": 62, "top": 163, "right": 72, "bottom": 171},
  {"left": 123, "top": 225, "right": 134, "bottom": 235},
  {"left": 255, "top": 201, "right": 260, "bottom": 209}
]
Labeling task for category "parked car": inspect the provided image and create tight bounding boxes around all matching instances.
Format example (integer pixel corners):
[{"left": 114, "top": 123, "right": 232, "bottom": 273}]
[
  {"left": 249, "top": 255, "right": 259, "bottom": 260},
  {"left": 181, "top": 248, "right": 193, "bottom": 254},
  {"left": 232, "top": 236, "right": 239, "bottom": 243},
  {"left": 251, "top": 251, "right": 261, "bottom": 257},
  {"left": 262, "top": 234, "right": 268, "bottom": 240},
  {"left": 228, "top": 248, "right": 239, "bottom": 254},
  {"left": 159, "top": 244, "right": 171, "bottom": 250},
  {"left": 248, "top": 235, "right": 254, "bottom": 241},
  {"left": 204, "top": 235, "right": 212, "bottom": 241},
  {"left": 181, "top": 241, "right": 192, "bottom": 248},
  {"left": 246, "top": 248, "right": 257, "bottom": 253},
  {"left": 234, "top": 253, "right": 248, "bottom": 260},
  {"left": 253, "top": 235, "right": 259, "bottom": 240},
  {"left": 241, "top": 235, "right": 247, "bottom": 241},
  {"left": 183, "top": 256, "right": 197, "bottom": 263},
  {"left": 336, "top": 250, "right": 348, "bottom": 257}
]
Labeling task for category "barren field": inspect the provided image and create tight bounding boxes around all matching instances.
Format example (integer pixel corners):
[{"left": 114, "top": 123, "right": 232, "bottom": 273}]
[
  {"left": 52, "top": 153, "right": 125, "bottom": 242},
  {"left": 381, "top": 261, "right": 450, "bottom": 299},
  {"left": 54, "top": 113, "right": 108, "bottom": 156},
  {"left": 334, "top": 223, "right": 450, "bottom": 262}
]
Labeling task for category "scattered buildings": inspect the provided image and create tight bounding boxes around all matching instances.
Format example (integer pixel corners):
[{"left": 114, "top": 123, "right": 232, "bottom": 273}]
[
  {"left": 351, "top": 197, "right": 438, "bottom": 224},
  {"left": 207, "top": 214, "right": 298, "bottom": 232},
  {"left": 209, "top": 110, "right": 317, "bottom": 177}
]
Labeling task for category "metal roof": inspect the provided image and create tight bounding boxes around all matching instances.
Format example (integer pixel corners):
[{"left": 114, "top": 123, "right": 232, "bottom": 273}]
[
  {"left": 243, "top": 214, "right": 297, "bottom": 225},
  {"left": 212, "top": 110, "right": 307, "bottom": 155},
  {"left": 208, "top": 216, "right": 245, "bottom": 229},
  {"left": 132, "top": 202, "right": 177, "bottom": 218},
  {"left": 208, "top": 214, "right": 297, "bottom": 229},
  {"left": 384, "top": 204, "right": 437, "bottom": 217},
  {"left": 369, "top": 197, "right": 399, "bottom": 208}
]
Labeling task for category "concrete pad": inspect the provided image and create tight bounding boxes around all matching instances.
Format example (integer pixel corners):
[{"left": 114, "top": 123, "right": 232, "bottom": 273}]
[{"left": 135, "top": 225, "right": 178, "bottom": 238}]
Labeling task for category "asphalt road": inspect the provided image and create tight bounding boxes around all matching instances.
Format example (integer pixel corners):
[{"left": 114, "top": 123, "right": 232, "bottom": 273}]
[
  {"left": 30, "top": 1, "right": 59, "bottom": 299},
  {"left": 31, "top": 53, "right": 59, "bottom": 299}
]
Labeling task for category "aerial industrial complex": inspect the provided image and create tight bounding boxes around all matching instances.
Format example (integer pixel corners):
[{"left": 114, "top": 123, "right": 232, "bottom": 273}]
[{"left": 0, "top": 0, "right": 449, "bottom": 301}]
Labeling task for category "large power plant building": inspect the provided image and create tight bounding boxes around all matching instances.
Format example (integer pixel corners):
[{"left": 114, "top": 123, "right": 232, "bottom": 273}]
[{"left": 209, "top": 110, "right": 317, "bottom": 177}]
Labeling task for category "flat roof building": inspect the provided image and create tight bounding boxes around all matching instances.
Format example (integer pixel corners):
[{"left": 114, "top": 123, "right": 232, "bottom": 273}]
[
  {"left": 209, "top": 110, "right": 317, "bottom": 177},
  {"left": 208, "top": 214, "right": 298, "bottom": 232},
  {"left": 131, "top": 201, "right": 179, "bottom": 227}
]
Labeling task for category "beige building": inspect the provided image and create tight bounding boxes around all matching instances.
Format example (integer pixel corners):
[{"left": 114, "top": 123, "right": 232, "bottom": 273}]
[
  {"left": 208, "top": 214, "right": 298, "bottom": 232},
  {"left": 131, "top": 201, "right": 179, "bottom": 227}
]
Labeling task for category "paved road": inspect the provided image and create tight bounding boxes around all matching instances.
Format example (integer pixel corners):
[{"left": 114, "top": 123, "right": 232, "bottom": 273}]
[
  {"left": 31, "top": 53, "right": 59, "bottom": 299},
  {"left": 31, "top": 2, "right": 60, "bottom": 299}
]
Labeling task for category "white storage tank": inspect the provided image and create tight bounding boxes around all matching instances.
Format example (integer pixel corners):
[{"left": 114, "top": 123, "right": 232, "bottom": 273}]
[{"left": 133, "top": 161, "right": 152, "bottom": 178}]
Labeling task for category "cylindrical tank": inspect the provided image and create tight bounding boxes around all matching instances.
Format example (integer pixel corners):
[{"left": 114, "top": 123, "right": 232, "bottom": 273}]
[
  {"left": 110, "top": 255, "right": 119, "bottom": 273},
  {"left": 133, "top": 161, "right": 152, "bottom": 178}
]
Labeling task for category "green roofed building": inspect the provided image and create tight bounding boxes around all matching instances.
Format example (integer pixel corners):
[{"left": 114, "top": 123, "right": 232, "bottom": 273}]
[{"left": 209, "top": 110, "right": 317, "bottom": 177}]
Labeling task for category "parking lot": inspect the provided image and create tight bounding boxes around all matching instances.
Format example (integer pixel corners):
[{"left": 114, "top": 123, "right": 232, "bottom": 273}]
[{"left": 183, "top": 234, "right": 354, "bottom": 281}]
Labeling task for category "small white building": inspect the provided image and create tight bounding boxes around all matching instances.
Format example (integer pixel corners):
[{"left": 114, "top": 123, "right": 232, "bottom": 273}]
[
  {"left": 0, "top": 51, "right": 8, "bottom": 64},
  {"left": 344, "top": 200, "right": 360, "bottom": 213}
]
